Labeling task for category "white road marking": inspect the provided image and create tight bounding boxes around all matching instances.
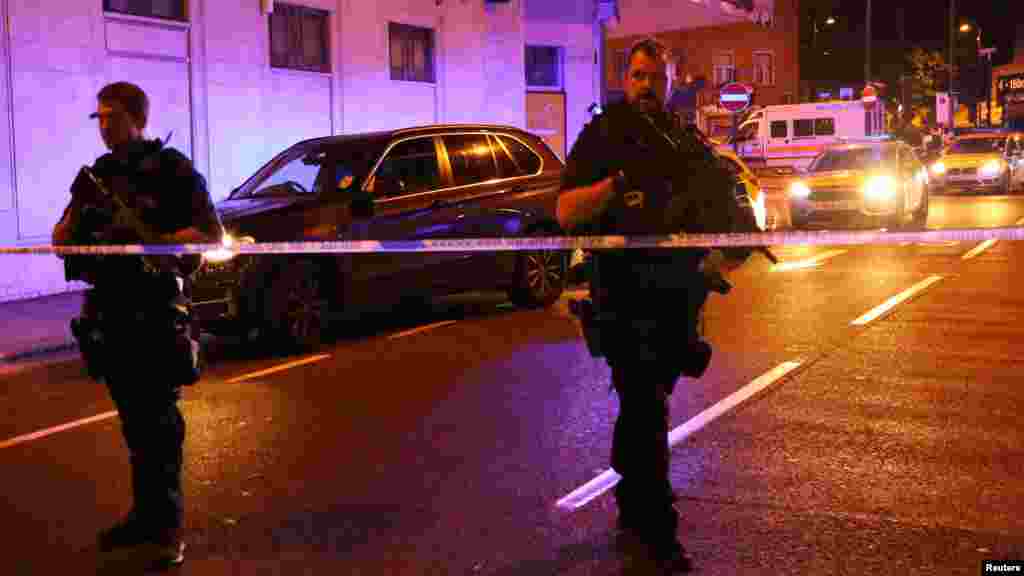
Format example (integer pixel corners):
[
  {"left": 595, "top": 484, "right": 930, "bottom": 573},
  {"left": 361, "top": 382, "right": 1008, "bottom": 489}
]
[
  {"left": 771, "top": 249, "right": 847, "bottom": 272},
  {"left": 850, "top": 275, "right": 944, "bottom": 326},
  {"left": 387, "top": 320, "right": 458, "bottom": 340},
  {"left": 0, "top": 411, "right": 118, "bottom": 450},
  {"left": 961, "top": 238, "right": 998, "bottom": 261},
  {"left": 555, "top": 361, "right": 803, "bottom": 511},
  {"left": 225, "top": 353, "right": 332, "bottom": 384},
  {"left": 0, "top": 354, "right": 334, "bottom": 449}
]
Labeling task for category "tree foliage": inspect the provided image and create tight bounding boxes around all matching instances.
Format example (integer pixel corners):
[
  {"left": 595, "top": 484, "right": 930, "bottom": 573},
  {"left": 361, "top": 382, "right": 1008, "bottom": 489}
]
[{"left": 906, "top": 47, "right": 948, "bottom": 101}]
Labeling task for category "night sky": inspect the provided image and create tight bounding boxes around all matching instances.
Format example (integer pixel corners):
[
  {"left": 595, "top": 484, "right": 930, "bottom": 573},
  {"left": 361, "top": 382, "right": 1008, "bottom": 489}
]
[{"left": 802, "top": 0, "right": 1021, "bottom": 88}]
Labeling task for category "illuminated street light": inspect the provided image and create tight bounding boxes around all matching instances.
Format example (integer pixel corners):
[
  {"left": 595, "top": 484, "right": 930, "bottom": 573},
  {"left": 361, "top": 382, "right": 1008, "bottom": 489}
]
[
  {"left": 959, "top": 23, "right": 970, "bottom": 32},
  {"left": 826, "top": 16, "right": 836, "bottom": 25}
]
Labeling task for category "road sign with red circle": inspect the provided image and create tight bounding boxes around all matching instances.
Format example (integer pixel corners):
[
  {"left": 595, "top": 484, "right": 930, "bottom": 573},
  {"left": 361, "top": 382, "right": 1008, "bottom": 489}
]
[
  {"left": 719, "top": 82, "right": 752, "bottom": 113},
  {"left": 862, "top": 85, "right": 878, "bottom": 106}
]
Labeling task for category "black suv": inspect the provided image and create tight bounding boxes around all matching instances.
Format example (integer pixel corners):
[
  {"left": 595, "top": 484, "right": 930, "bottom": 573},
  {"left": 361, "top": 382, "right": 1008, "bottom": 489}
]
[{"left": 193, "top": 124, "right": 567, "bottom": 349}]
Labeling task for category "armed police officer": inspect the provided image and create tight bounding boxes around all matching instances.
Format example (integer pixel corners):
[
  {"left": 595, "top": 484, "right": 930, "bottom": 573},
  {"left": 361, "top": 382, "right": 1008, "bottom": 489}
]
[
  {"left": 52, "top": 81, "right": 221, "bottom": 568},
  {"left": 557, "top": 40, "right": 758, "bottom": 572}
]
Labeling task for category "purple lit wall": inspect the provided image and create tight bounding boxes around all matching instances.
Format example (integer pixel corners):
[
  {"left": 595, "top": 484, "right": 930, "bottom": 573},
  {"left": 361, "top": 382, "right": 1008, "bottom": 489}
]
[{"left": 0, "top": 0, "right": 600, "bottom": 302}]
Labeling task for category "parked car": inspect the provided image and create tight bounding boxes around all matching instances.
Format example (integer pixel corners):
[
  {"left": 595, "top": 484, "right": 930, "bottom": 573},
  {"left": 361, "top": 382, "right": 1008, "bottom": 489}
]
[
  {"left": 787, "top": 139, "right": 930, "bottom": 229},
  {"left": 928, "top": 131, "right": 1024, "bottom": 195},
  {"left": 193, "top": 124, "right": 568, "bottom": 350}
]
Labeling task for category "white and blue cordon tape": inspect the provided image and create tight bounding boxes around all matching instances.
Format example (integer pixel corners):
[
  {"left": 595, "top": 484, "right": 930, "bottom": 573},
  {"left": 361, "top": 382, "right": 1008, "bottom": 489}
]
[{"left": 3, "top": 227, "right": 1024, "bottom": 256}]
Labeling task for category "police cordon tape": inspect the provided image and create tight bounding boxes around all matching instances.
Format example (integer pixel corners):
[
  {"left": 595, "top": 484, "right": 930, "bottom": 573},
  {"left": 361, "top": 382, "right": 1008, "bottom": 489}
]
[{"left": 3, "top": 226, "right": 1024, "bottom": 256}]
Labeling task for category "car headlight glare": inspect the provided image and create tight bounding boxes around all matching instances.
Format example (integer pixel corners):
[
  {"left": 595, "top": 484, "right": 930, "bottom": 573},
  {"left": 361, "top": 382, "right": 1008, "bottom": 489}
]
[
  {"left": 979, "top": 159, "right": 1005, "bottom": 178},
  {"left": 202, "top": 233, "right": 253, "bottom": 264},
  {"left": 930, "top": 161, "right": 946, "bottom": 175},
  {"left": 789, "top": 181, "right": 811, "bottom": 199},
  {"left": 863, "top": 175, "right": 897, "bottom": 200}
]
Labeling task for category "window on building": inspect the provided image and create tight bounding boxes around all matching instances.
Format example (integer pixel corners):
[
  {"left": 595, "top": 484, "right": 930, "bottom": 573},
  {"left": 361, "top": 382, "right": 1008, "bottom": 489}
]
[
  {"left": 389, "top": 23, "right": 435, "bottom": 83},
  {"left": 373, "top": 137, "right": 442, "bottom": 197},
  {"left": 443, "top": 134, "right": 499, "bottom": 187},
  {"left": 770, "top": 120, "right": 788, "bottom": 139},
  {"left": 814, "top": 117, "right": 835, "bottom": 136},
  {"left": 269, "top": 4, "right": 330, "bottom": 73},
  {"left": 753, "top": 52, "right": 775, "bottom": 86},
  {"left": 104, "top": 0, "right": 186, "bottom": 21},
  {"left": 714, "top": 52, "right": 735, "bottom": 86},
  {"left": 794, "top": 119, "right": 814, "bottom": 137},
  {"left": 526, "top": 46, "right": 563, "bottom": 89},
  {"left": 613, "top": 49, "right": 629, "bottom": 86}
]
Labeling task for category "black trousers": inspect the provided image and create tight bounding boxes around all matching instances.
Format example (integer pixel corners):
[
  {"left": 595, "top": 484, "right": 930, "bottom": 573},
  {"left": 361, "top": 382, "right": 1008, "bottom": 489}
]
[
  {"left": 103, "top": 319, "right": 186, "bottom": 532},
  {"left": 607, "top": 357, "right": 683, "bottom": 540}
]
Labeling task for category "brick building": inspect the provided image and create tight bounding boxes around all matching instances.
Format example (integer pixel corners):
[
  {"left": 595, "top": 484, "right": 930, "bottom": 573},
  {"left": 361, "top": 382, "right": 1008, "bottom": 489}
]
[
  {"left": 604, "top": 0, "right": 798, "bottom": 139},
  {"left": 991, "top": 25, "right": 1024, "bottom": 129}
]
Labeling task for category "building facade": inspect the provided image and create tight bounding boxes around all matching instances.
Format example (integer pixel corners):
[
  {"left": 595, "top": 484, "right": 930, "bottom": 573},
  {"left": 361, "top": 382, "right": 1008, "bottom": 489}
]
[
  {"left": 603, "top": 0, "right": 799, "bottom": 140},
  {"left": 0, "top": 0, "right": 599, "bottom": 302},
  {"left": 991, "top": 37, "right": 1024, "bottom": 130}
]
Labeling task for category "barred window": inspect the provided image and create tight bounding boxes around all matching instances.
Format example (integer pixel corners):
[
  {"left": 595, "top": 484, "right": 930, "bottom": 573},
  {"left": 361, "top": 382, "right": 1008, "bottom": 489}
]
[
  {"left": 714, "top": 52, "right": 735, "bottom": 86},
  {"left": 753, "top": 51, "right": 775, "bottom": 85},
  {"left": 104, "top": 0, "right": 186, "bottom": 21},
  {"left": 613, "top": 49, "right": 629, "bottom": 86},
  {"left": 525, "top": 45, "right": 563, "bottom": 89},
  {"left": 389, "top": 23, "right": 435, "bottom": 83},
  {"left": 270, "top": 4, "right": 330, "bottom": 73}
]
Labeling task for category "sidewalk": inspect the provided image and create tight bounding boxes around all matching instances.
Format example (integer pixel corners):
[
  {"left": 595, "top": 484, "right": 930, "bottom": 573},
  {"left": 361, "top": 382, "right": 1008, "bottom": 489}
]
[{"left": 0, "top": 290, "right": 83, "bottom": 362}]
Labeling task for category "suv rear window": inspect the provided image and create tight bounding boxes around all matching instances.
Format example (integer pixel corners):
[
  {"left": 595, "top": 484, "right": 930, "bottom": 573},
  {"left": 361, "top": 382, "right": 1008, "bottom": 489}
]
[{"left": 496, "top": 135, "right": 542, "bottom": 175}]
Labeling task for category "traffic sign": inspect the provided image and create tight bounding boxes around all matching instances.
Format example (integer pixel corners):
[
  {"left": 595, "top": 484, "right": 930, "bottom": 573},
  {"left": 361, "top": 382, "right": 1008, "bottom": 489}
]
[
  {"left": 862, "top": 84, "right": 878, "bottom": 106},
  {"left": 720, "top": 82, "right": 752, "bottom": 113}
]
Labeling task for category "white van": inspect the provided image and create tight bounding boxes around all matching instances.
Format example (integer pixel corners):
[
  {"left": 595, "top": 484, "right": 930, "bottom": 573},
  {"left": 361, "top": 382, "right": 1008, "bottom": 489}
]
[{"left": 726, "top": 101, "right": 887, "bottom": 170}]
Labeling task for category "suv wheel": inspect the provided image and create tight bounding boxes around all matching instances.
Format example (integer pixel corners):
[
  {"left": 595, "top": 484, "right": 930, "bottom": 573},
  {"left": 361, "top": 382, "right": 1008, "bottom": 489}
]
[
  {"left": 254, "top": 261, "right": 327, "bottom": 353},
  {"left": 509, "top": 249, "right": 566, "bottom": 309}
]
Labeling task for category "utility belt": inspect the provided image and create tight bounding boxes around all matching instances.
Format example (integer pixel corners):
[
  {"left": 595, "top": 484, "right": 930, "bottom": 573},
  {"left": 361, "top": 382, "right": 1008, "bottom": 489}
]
[
  {"left": 568, "top": 253, "right": 713, "bottom": 379},
  {"left": 71, "top": 279, "right": 201, "bottom": 386}
]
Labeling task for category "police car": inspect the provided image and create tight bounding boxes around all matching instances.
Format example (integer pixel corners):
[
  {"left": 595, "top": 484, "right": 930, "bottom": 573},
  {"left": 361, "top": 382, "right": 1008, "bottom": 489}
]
[
  {"left": 929, "top": 131, "right": 1024, "bottom": 195},
  {"left": 787, "top": 137, "right": 931, "bottom": 229}
]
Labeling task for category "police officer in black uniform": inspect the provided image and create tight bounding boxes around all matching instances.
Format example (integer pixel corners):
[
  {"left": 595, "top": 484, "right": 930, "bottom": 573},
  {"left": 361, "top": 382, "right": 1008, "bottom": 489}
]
[
  {"left": 52, "top": 81, "right": 220, "bottom": 568},
  {"left": 557, "top": 40, "right": 756, "bottom": 572}
]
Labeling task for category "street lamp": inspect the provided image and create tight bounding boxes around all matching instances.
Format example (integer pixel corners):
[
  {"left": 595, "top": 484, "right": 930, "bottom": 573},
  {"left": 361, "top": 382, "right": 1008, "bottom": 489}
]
[
  {"left": 960, "top": 22, "right": 995, "bottom": 126},
  {"left": 811, "top": 15, "right": 837, "bottom": 99}
]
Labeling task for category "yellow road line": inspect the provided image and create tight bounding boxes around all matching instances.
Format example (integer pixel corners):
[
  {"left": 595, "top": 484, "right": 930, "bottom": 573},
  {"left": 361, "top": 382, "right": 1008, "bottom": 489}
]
[{"left": 226, "top": 354, "right": 332, "bottom": 384}]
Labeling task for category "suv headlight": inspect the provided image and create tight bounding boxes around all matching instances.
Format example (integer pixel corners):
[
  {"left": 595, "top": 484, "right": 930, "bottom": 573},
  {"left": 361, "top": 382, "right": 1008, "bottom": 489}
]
[
  {"left": 863, "top": 175, "right": 897, "bottom": 200},
  {"left": 788, "top": 181, "right": 811, "bottom": 199},
  {"left": 202, "top": 233, "right": 254, "bottom": 264},
  {"left": 979, "top": 159, "right": 1005, "bottom": 178},
  {"left": 930, "top": 161, "right": 946, "bottom": 175}
]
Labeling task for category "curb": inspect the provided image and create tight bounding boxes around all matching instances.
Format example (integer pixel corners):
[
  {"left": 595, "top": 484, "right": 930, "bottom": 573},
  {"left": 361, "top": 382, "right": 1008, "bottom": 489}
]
[{"left": 0, "top": 339, "right": 78, "bottom": 364}]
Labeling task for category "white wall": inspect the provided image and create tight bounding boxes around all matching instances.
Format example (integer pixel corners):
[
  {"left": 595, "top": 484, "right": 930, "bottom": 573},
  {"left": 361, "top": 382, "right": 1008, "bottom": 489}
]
[
  {"left": 0, "top": 0, "right": 592, "bottom": 302},
  {"left": 608, "top": 0, "right": 774, "bottom": 38},
  {"left": 524, "top": 0, "right": 597, "bottom": 154}
]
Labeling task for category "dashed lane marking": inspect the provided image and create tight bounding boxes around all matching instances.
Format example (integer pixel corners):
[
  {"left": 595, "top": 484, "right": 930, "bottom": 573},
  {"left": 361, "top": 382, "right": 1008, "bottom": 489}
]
[
  {"left": 850, "top": 275, "right": 944, "bottom": 326},
  {"left": 555, "top": 361, "right": 803, "bottom": 512},
  {"left": 0, "top": 411, "right": 118, "bottom": 451},
  {"left": 225, "top": 353, "right": 333, "bottom": 384},
  {"left": 771, "top": 249, "right": 847, "bottom": 272},
  {"left": 961, "top": 239, "right": 998, "bottom": 261},
  {"left": 387, "top": 320, "right": 458, "bottom": 340}
]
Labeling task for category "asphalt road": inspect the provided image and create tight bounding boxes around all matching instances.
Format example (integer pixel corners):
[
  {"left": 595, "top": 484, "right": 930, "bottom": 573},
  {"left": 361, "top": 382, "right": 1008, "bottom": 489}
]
[{"left": 2, "top": 194, "right": 1023, "bottom": 575}]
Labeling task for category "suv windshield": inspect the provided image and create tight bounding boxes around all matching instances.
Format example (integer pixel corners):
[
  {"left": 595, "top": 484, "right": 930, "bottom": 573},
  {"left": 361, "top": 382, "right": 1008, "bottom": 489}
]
[
  {"left": 947, "top": 137, "right": 1005, "bottom": 154},
  {"left": 230, "top": 148, "right": 323, "bottom": 199},
  {"left": 808, "top": 147, "right": 895, "bottom": 172},
  {"left": 228, "top": 140, "right": 386, "bottom": 200}
]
